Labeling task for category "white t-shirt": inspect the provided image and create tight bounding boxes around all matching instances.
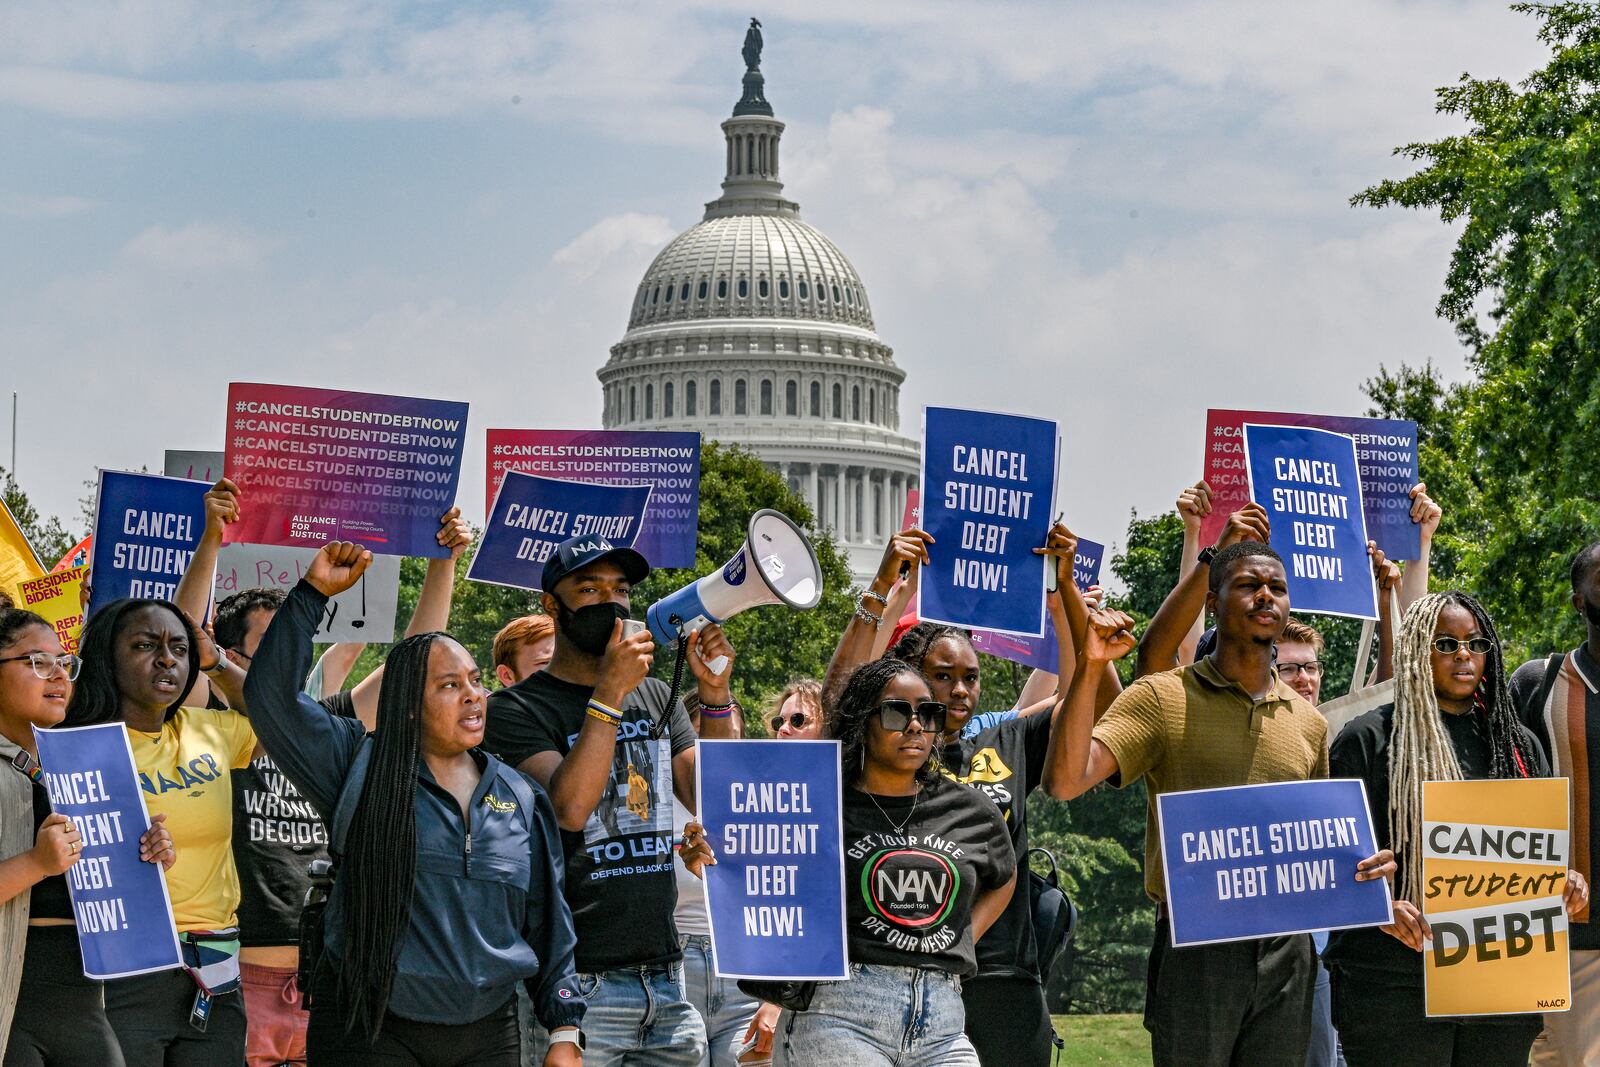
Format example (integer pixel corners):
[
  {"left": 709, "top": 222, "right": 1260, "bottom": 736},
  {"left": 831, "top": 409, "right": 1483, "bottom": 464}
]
[{"left": 671, "top": 797, "right": 711, "bottom": 936}]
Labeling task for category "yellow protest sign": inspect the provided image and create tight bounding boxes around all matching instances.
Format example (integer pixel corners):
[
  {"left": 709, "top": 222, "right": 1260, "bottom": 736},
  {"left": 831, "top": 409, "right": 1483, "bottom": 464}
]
[
  {"left": 0, "top": 498, "right": 45, "bottom": 604},
  {"left": 1422, "top": 777, "right": 1571, "bottom": 1016},
  {"left": 16, "top": 568, "right": 87, "bottom": 654}
]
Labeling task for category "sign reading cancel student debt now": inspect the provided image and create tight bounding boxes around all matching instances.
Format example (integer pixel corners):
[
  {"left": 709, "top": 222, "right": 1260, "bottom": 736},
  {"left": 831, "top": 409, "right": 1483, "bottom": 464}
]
[
  {"left": 487, "top": 430, "right": 701, "bottom": 569},
  {"left": 224, "top": 383, "right": 468, "bottom": 558},
  {"left": 1244, "top": 424, "right": 1379, "bottom": 620},
  {"left": 89, "top": 471, "right": 209, "bottom": 618},
  {"left": 32, "top": 723, "right": 183, "bottom": 979},
  {"left": 1422, "top": 777, "right": 1571, "bottom": 1017},
  {"left": 696, "top": 740, "right": 847, "bottom": 980},
  {"left": 1157, "top": 779, "right": 1392, "bottom": 946},
  {"left": 919, "top": 407, "right": 1059, "bottom": 637},
  {"left": 468, "top": 473, "right": 653, "bottom": 592}
]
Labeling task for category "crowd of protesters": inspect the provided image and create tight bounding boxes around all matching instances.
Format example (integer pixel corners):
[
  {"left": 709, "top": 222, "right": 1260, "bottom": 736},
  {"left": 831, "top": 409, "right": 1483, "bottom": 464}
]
[{"left": 1, "top": 469, "right": 1596, "bottom": 1067}]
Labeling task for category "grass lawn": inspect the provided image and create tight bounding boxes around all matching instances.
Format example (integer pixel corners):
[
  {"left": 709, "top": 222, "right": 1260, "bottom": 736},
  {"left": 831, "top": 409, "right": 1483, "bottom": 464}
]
[{"left": 1050, "top": 1014, "right": 1150, "bottom": 1066}]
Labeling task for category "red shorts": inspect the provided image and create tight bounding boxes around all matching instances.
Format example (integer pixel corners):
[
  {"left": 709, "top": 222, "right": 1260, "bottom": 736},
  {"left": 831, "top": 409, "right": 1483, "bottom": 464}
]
[{"left": 242, "top": 960, "right": 308, "bottom": 1067}]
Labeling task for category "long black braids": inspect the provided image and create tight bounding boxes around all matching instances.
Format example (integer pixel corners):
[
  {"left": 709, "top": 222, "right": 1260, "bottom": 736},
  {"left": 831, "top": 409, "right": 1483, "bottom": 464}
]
[
  {"left": 829, "top": 657, "right": 942, "bottom": 790},
  {"left": 888, "top": 621, "right": 972, "bottom": 671},
  {"left": 337, "top": 631, "right": 441, "bottom": 1040},
  {"left": 65, "top": 599, "right": 200, "bottom": 727}
]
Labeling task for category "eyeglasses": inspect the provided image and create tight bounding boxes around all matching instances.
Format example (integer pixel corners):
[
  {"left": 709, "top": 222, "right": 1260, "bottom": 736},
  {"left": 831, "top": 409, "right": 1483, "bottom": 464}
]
[
  {"left": 770, "top": 712, "right": 812, "bottom": 733},
  {"left": 873, "top": 699, "right": 947, "bottom": 734},
  {"left": 1278, "top": 661, "right": 1322, "bottom": 680},
  {"left": 0, "top": 652, "right": 82, "bottom": 681},
  {"left": 1433, "top": 637, "right": 1494, "bottom": 656}
]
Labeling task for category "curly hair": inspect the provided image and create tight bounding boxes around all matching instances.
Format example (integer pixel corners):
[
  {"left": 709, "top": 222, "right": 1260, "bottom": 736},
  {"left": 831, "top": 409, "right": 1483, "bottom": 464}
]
[
  {"left": 888, "top": 621, "right": 972, "bottom": 670},
  {"left": 829, "top": 658, "right": 942, "bottom": 789},
  {"left": 213, "top": 587, "right": 287, "bottom": 651}
]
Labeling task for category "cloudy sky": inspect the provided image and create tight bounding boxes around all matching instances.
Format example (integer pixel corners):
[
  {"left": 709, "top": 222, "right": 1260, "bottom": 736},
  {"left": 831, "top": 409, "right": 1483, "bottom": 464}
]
[{"left": 0, "top": 1, "right": 1549, "bottom": 561}]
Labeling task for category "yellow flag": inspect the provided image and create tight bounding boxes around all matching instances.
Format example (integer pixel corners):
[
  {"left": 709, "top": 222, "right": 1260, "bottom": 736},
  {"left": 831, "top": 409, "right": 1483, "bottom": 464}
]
[
  {"left": 16, "top": 568, "right": 86, "bottom": 653},
  {"left": 0, "top": 498, "right": 44, "bottom": 604}
]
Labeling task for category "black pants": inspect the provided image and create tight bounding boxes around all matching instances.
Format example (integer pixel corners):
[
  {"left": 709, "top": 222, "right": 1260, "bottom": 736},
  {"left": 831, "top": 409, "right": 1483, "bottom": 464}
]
[
  {"left": 4, "top": 925, "right": 125, "bottom": 1067},
  {"left": 1330, "top": 967, "right": 1541, "bottom": 1067},
  {"left": 104, "top": 964, "right": 248, "bottom": 1067},
  {"left": 1144, "top": 916, "right": 1315, "bottom": 1067},
  {"left": 962, "top": 974, "right": 1055, "bottom": 1067},
  {"left": 305, "top": 966, "right": 519, "bottom": 1067}
]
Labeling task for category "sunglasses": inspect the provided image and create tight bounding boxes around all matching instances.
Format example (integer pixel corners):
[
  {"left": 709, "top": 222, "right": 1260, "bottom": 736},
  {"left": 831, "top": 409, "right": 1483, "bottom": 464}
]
[
  {"left": 770, "top": 711, "right": 812, "bottom": 733},
  {"left": 0, "top": 652, "right": 82, "bottom": 681},
  {"left": 1433, "top": 636, "right": 1494, "bottom": 656},
  {"left": 873, "top": 699, "right": 947, "bottom": 734}
]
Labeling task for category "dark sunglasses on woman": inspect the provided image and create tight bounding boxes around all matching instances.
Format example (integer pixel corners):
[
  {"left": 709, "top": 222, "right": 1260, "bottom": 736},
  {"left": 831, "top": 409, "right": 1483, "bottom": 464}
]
[
  {"left": 874, "top": 699, "right": 947, "bottom": 734},
  {"left": 1432, "top": 636, "right": 1494, "bottom": 655},
  {"left": 770, "top": 711, "right": 812, "bottom": 733}
]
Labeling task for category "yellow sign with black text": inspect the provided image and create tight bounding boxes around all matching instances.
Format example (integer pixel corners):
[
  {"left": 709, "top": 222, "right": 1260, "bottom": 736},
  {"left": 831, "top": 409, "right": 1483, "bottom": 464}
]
[
  {"left": 1422, "top": 777, "right": 1570, "bottom": 1017},
  {"left": 17, "top": 568, "right": 87, "bottom": 654}
]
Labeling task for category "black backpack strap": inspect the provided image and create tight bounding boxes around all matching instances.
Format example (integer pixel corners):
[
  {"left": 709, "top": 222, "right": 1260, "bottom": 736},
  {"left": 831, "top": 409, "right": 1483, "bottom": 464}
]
[
  {"left": 330, "top": 736, "right": 377, "bottom": 860},
  {"left": 1539, "top": 652, "right": 1568, "bottom": 714}
]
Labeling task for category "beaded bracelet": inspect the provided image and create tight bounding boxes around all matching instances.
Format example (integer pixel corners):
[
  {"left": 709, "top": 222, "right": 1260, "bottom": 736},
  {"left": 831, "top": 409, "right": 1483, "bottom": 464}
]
[
  {"left": 860, "top": 588, "right": 889, "bottom": 606},
  {"left": 853, "top": 604, "right": 883, "bottom": 628}
]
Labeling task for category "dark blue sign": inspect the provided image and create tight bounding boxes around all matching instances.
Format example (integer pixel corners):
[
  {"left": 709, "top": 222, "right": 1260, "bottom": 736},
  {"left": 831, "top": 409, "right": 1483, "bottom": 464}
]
[
  {"left": 697, "top": 740, "right": 847, "bottom": 980},
  {"left": 467, "top": 472, "right": 652, "bottom": 591},
  {"left": 1157, "top": 779, "right": 1393, "bottom": 947},
  {"left": 32, "top": 723, "right": 183, "bottom": 979},
  {"left": 89, "top": 471, "right": 209, "bottom": 618},
  {"left": 970, "top": 537, "right": 1105, "bottom": 673},
  {"left": 919, "top": 407, "right": 1059, "bottom": 637},
  {"left": 1244, "top": 424, "right": 1379, "bottom": 620}
]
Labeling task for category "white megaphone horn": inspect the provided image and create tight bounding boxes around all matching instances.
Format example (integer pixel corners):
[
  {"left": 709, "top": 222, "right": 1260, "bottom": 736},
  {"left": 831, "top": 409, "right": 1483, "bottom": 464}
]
[{"left": 646, "top": 509, "right": 824, "bottom": 667}]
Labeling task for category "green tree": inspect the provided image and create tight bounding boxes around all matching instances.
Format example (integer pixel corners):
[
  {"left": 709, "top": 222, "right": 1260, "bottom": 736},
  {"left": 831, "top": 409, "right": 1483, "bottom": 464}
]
[{"left": 1355, "top": 0, "right": 1600, "bottom": 656}]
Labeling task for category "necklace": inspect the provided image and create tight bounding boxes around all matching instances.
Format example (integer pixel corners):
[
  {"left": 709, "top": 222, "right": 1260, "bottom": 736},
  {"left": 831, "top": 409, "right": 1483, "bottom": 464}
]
[{"left": 865, "top": 787, "right": 919, "bottom": 835}]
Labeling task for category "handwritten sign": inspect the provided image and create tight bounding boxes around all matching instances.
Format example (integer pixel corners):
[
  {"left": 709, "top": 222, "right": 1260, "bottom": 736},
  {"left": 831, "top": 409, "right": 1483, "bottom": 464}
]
[
  {"left": 162, "top": 450, "right": 225, "bottom": 484},
  {"left": 216, "top": 545, "right": 400, "bottom": 642},
  {"left": 468, "top": 472, "right": 652, "bottom": 592},
  {"left": 18, "top": 568, "right": 87, "bottom": 653},
  {"left": 88, "top": 471, "right": 208, "bottom": 618}
]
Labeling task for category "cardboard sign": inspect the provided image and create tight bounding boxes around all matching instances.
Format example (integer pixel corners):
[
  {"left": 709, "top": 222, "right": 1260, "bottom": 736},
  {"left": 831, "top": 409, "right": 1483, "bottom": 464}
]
[
  {"left": 468, "top": 472, "right": 653, "bottom": 592},
  {"left": 215, "top": 545, "right": 400, "bottom": 643},
  {"left": 162, "top": 450, "right": 225, "bottom": 484},
  {"left": 918, "top": 407, "right": 1060, "bottom": 637},
  {"left": 88, "top": 471, "right": 209, "bottom": 618},
  {"left": 487, "top": 429, "right": 700, "bottom": 569},
  {"left": 1202, "top": 410, "right": 1420, "bottom": 560},
  {"left": 32, "top": 723, "right": 184, "bottom": 979},
  {"left": 969, "top": 538, "right": 1105, "bottom": 673},
  {"left": 1423, "top": 777, "right": 1571, "bottom": 1017},
  {"left": 1157, "top": 779, "right": 1392, "bottom": 946},
  {"left": 18, "top": 568, "right": 87, "bottom": 653},
  {"left": 1243, "top": 424, "right": 1378, "bottom": 620},
  {"left": 697, "top": 739, "right": 848, "bottom": 980},
  {"left": 224, "top": 383, "right": 468, "bottom": 558}
]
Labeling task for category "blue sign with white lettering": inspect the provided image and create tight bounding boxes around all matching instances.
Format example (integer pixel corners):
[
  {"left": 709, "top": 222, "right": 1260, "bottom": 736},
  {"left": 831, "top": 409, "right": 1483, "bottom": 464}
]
[
  {"left": 697, "top": 740, "right": 848, "bottom": 980},
  {"left": 466, "top": 472, "right": 652, "bottom": 591},
  {"left": 918, "top": 406, "right": 1060, "bottom": 637},
  {"left": 1157, "top": 779, "right": 1393, "bottom": 947},
  {"left": 32, "top": 723, "right": 183, "bottom": 979},
  {"left": 89, "top": 470, "right": 210, "bottom": 619},
  {"left": 1244, "top": 423, "right": 1379, "bottom": 620}
]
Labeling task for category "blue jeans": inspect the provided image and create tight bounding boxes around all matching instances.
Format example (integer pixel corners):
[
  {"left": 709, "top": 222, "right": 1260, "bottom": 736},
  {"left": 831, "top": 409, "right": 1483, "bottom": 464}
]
[
  {"left": 577, "top": 962, "right": 707, "bottom": 1067},
  {"left": 773, "top": 963, "right": 976, "bottom": 1067},
  {"left": 680, "top": 934, "right": 768, "bottom": 1067}
]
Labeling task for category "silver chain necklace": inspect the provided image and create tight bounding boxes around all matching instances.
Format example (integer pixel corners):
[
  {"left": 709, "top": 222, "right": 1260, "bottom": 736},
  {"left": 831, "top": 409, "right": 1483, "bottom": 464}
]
[{"left": 865, "top": 787, "right": 919, "bottom": 835}]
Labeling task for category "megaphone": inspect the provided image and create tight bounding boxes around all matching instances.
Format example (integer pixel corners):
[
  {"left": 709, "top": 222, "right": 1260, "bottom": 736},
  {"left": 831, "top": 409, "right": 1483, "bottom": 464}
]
[{"left": 646, "top": 509, "right": 823, "bottom": 654}]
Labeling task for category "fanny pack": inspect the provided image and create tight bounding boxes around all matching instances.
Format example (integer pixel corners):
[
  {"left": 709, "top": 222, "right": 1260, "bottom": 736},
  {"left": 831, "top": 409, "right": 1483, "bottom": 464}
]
[
  {"left": 736, "top": 979, "right": 817, "bottom": 1013},
  {"left": 179, "top": 928, "right": 241, "bottom": 1031}
]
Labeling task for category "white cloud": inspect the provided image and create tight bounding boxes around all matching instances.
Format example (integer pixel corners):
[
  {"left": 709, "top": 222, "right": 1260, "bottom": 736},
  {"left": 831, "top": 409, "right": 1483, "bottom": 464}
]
[
  {"left": 121, "top": 223, "right": 280, "bottom": 269},
  {"left": 552, "top": 212, "right": 677, "bottom": 282},
  {"left": 0, "top": 192, "right": 96, "bottom": 218}
]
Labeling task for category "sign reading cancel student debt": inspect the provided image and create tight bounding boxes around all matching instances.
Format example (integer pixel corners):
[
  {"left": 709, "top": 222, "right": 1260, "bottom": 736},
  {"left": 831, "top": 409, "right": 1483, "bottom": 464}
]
[
  {"left": 696, "top": 740, "right": 847, "bottom": 980},
  {"left": 224, "top": 383, "right": 468, "bottom": 558},
  {"left": 1244, "top": 424, "right": 1379, "bottom": 620},
  {"left": 89, "top": 471, "right": 209, "bottom": 618},
  {"left": 1422, "top": 777, "right": 1571, "bottom": 1017},
  {"left": 919, "top": 407, "right": 1059, "bottom": 637},
  {"left": 487, "top": 429, "right": 701, "bottom": 569},
  {"left": 32, "top": 723, "right": 183, "bottom": 979},
  {"left": 1157, "top": 779, "right": 1392, "bottom": 946},
  {"left": 468, "top": 472, "right": 653, "bottom": 591}
]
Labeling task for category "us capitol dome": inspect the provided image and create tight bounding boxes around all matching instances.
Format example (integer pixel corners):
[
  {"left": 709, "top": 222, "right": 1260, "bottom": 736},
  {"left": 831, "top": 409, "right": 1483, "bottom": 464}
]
[{"left": 598, "top": 19, "right": 919, "bottom": 583}]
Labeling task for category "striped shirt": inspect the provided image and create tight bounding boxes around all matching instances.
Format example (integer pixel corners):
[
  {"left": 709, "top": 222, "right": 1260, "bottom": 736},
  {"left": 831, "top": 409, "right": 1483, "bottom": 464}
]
[{"left": 1512, "top": 642, "right": 1599, "bottom": 947}]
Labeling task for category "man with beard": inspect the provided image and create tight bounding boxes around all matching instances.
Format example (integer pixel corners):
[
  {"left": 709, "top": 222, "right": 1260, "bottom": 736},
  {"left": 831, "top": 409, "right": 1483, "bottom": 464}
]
[
  {"left": 482, "top": 534, "right": 738, "bottom": 1066},
  {"left": 1514, "top": 540, "right": 1600, "bottom": 1067}
]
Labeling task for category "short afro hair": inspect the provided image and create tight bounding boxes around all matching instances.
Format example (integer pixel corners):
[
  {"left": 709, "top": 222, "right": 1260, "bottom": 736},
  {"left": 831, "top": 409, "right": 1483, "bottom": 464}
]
[
  {"left": 1572, "top": 541, "right": 1600, "bottom": 593},
  {"left": 213, "top": 587, "right": 287, "bottom": 651},
  {"left": 1208, "top": 540, "right": 1284, "bottom": 595}
]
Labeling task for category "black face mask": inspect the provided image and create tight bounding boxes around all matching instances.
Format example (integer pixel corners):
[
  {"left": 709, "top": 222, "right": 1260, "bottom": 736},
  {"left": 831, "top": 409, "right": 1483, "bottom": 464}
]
[{"left": 555, "top": 598, "right": 630, "bottom": 657}]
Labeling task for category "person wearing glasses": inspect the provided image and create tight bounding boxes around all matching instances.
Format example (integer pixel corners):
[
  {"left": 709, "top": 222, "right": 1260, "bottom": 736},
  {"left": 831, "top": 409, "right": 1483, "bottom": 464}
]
[
  {"left": 0, "top": 607, "right": 177, "bottom": 1065},
  {"left": 1323, "top": 591, "right": 1587, "bottom": 1066},
  {"left": 774, "top": 657, "right": 1017, "bottom": 1066},
  {"left": 767, "top": 680, "right": 824, "bottom": 740}
]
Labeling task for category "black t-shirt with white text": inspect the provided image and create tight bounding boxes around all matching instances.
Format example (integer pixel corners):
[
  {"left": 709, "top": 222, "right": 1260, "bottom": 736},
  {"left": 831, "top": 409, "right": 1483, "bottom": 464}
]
[
  {"left": 843, "top": 779, "right": 1016, "bottom": 979},
  {"left": 484, "top": 671, "right": 695, "bottom": 973}
]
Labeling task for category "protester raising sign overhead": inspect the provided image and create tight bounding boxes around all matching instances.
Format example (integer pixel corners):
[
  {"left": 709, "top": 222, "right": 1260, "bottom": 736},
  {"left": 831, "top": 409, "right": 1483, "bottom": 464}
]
[
  {"left": 468, "top": 472, "right": 653, "bottom": 592},
  {"left": 87, "top": 470, "right": 209, "bottom": 618}
]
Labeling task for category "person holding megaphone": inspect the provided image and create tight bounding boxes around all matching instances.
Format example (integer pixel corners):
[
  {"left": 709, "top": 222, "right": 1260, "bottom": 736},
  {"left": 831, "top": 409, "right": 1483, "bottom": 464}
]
[{"left": 483, "top": 534, "right": 736, "bottom": 1067}]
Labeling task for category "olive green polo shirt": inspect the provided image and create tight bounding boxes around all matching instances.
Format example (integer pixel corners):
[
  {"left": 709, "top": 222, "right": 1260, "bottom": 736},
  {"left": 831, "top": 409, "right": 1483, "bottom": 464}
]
[{"left": 1092, "top": 656, "right": 1330, "bottom": 902}]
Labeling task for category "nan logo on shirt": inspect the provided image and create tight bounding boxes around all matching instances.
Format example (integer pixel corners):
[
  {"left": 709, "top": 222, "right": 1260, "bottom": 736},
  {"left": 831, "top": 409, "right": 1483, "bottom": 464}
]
[{"left": 862, "top": 848, "right": 960, "bottom": 929}]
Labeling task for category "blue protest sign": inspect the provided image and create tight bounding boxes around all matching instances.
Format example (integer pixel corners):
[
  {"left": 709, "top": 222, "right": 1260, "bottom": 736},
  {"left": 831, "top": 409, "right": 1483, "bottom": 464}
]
[
  {"left": 919, "top": 407, "right": 1060, "bottom": 637},
  {"left": 696, "top": 740, "right": 848, "bottom": 980},
  {"left": 1157, "top": 779, "right": 1392, "bottom": 947},
  {"left": 89, "top": 470, "right": 209, "bottom": 618},
  {"left": 32, "top": 723, "right": 183, "bottom": 979},
  {"left": 466, "top": 472, "right": 653, "bottom": 591},
  {"left": 1244, "top": 424, "right": 1379, "bottom": 620},
  {"left": 970, "top": 537, "right": 1105, "bottom": 673}
]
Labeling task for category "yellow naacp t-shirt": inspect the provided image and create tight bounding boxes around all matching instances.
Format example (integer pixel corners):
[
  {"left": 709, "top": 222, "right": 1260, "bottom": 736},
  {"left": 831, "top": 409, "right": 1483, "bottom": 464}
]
[{"left": 127, "top": 707, "right": 256, "bottom": 932}]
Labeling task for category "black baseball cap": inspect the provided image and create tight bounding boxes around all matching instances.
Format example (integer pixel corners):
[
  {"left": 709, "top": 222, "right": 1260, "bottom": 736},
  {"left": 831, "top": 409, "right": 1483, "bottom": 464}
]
[{"left": 540, "top": 534, "right": 651, "bottom": 593}]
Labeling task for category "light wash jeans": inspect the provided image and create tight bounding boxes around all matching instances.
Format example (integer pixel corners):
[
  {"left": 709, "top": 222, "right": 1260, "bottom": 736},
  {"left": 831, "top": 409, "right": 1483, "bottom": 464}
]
[
  {"left": 680, "top": 934, "right": 769, "bottom": 1067},
  {"left": 773, "top": 963, "right": 977, "bottom": 1067},
  {"left": 576, "top": 962, "right": 707, "bottom": 1067}
]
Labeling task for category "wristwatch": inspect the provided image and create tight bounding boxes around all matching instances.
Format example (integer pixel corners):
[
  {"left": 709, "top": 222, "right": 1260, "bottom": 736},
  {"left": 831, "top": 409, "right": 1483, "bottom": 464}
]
[
  {"left": 549, "top": 1028, "right": 586, "bottom": 1051},
  {"left": 1197, "top": 546, "right": 1217, "bottom": 566}
]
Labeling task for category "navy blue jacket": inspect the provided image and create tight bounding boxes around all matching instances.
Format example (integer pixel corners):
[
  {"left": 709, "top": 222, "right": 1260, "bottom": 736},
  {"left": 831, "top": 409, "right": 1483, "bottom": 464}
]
[{"left": 244, "top": 581, "right": 584, "bottom": 1030}]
